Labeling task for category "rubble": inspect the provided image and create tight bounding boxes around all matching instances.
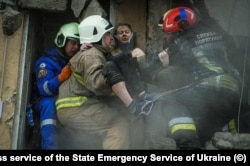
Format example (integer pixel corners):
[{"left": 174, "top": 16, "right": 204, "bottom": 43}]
[
  {"left": 79, "top": 0, "right": 107, "bottom": 22},
  {"left": 211, "top": 132, "right": 250, "bottom": 150},
  {"left": 144, "top": 136, "right": 176, "bottom": 150},
  {"left": 71, "top": 0, "right": 87, "bottom": 18},
  {"left": 18, "top": 0, "right": 68, "bottom": 12},
  {"left": 2, "top": 6, "right": 22, "bottom": 36},
  {"left": 144, "top": 132, "right": 250, "bottom": 150}
]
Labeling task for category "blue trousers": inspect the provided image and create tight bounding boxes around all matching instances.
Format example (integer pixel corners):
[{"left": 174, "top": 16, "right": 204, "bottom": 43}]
[{"left": 35, "top": 97, "right": 57, "bottom": 149}]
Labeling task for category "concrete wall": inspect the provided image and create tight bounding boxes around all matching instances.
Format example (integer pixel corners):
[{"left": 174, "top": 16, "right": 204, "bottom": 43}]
[
  {"left": 205, "top": 0, "right": 249, "bottom": 37},
  {"left": 113, "top": 0, "right": 147, "bottom": 52},
  {"left": 146, "top": 0, "right": 171, "bottom": 55},
  {"left": 0, "top": 13, "right": 24, "bottom": 149}
]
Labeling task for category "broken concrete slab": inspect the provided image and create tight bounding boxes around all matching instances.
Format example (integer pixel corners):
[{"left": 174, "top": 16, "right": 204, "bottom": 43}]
[
  {"left": 71, "top": 0, "right": 87, "bottom": 18},
  {"left": 79, "top": 0, "right": 107, "bottom": 22},
  {"left": 18, "top": 0, "right": 68, "bottom": 12},
  {"left": 212, "top": 132, "right": 250, "bottom": 149},
  {"left": 2, "top": 6, "right": 22, "bottom": 36},
  {"left": 144, "top": 136, "right": 176, "bottom": 150}
]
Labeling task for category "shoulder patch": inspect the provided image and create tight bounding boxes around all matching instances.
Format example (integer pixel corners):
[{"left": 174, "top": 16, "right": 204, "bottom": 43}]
[{"left": 38, "top": 68, "right": 47, "bottom": 78}]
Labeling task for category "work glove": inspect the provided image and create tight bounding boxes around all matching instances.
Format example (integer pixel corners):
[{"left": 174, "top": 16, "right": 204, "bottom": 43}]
[
  {"left": 158, "top": 49, "right": 169, "bottom": 67},
  {"left": 58, "top": 64, "right": 72, "bottom": 82},
  {"left": 128, "top": 100, "right": 154, "bottom": 118},
  {"left": 131, "top": 48, "right": 145, "bottom": 58}
]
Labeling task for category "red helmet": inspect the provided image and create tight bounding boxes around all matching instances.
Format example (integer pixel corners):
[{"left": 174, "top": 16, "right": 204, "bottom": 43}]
[{"left": 159, "top": 7, "right": 197, "bottom": 32}]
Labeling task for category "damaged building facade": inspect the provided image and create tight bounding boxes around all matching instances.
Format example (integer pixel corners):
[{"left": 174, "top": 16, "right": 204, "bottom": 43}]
[{"left": 0, "top": 0, "right": 250, "bottom": 149}]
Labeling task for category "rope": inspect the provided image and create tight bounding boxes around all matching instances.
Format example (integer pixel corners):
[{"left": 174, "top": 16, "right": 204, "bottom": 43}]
[{"left": 237, "top": 0, "right": 249, "bottom": 133}]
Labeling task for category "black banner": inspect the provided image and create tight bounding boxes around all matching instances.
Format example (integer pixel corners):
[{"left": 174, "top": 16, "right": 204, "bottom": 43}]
[{"left": 0, "top": 150, "right": 248, "bottom": 165}]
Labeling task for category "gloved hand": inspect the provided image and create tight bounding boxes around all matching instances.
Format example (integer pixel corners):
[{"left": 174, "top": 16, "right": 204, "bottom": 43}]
[
  {"left": 58, "top": 64, "right": 72, "bottom": 82},
  {"left": 131, "top": 48, "right": 145, "bottom": 58},
  {"left": 128, "top": 100, "right": 154, "bottom": 118},
  {"left": 158, "top": 49, "right": 169, "bottom": 67}
]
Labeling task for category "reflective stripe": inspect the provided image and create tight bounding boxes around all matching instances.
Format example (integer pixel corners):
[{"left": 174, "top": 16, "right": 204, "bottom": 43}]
[
  {"left": 169, "top": 117, "right": 194, "bottom": 127},
  {"left": 73, "top": 72, "right": 85, "bottom": 86},
  {"left": 56, "top": 96, "right": 87, "bottom": 110},
  {"left": 170, "top": 124, "right": 197, "bottom": 134},
  {"left": 169, "top": 117, "right": 196, "bottom": 134},
  {"left": 43, "top": 81, "right": 53, "bottom": 96},
  {"left": 194, "top": 51, "right": 224, "bottom": 73},
  {"left": 40, "top": 119, "right": 57, "bottom": 128},
  {"left": 199, "top": 74, "right": 240, "bottom": 95},
  {"left": 228, "top": 119, "right": 237, "bottom": 134}
]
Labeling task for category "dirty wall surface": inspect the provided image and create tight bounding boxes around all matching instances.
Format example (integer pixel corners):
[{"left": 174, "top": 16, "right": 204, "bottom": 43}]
[{"left": 0, "top": 13, "right": 23, "bottom": 149}]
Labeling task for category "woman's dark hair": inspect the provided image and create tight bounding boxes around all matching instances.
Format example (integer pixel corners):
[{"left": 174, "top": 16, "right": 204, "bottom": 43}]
[{"left": 114, "top": 23, "right": 133, "bottom": 35}]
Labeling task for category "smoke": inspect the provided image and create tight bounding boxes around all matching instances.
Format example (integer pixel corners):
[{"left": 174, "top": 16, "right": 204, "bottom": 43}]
[{"left": 57, "top": 126, "right": 102, "bottom": 149}]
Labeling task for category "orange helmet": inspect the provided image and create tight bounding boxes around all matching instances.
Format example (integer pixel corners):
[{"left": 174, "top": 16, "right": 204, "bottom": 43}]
[{"left": 159, "top": 7, "right": 197, "bottom": 32}]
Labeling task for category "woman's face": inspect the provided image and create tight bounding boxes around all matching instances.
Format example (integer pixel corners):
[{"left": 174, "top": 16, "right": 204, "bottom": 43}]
[{"left": 116, "top": 25, "right": 133, "bottom": 44}]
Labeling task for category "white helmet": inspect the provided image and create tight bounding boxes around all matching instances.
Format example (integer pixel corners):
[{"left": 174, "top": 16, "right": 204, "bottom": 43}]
[{"left": 78, "top": 15, "right": 114, "bottom": 44}]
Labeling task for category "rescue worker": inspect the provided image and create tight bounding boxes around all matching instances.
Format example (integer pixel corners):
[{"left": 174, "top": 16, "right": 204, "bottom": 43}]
[
  {"left": 80, "top": 22, "right": 157, "bottom": 102},
  {"left": 140, "top": 33, "right": 191, "bottom": 92},
  {"left": 34, "top": 22, "right": 80, "bottom": 149},
  {"left": 149, "top": 6, "right": 242, "bottom": 149},
  {"left": 55, "top": 15, "right": 152, "bottom": 149}
]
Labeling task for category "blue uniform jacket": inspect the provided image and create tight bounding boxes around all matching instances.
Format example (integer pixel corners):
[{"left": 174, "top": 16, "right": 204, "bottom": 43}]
[{"left": 35, "top": 46, "right": 68, "bottom": 97}]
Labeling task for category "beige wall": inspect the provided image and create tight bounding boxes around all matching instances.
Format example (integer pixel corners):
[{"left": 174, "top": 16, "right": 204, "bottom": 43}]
[
  {"left": 0, "top": 13, "right": 24, "bottom": 149},
  {"left": 114, "top": 0, "right": 147, "bottom": 52}
]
